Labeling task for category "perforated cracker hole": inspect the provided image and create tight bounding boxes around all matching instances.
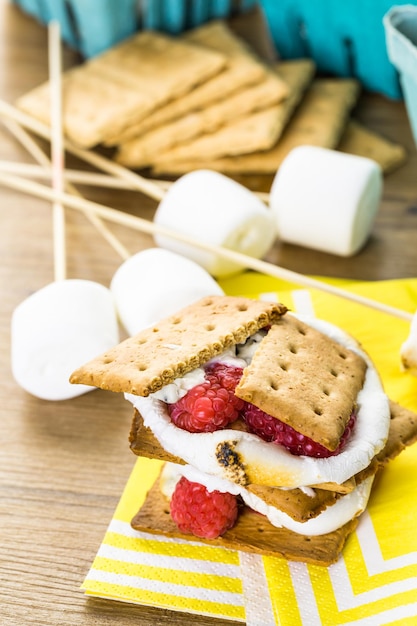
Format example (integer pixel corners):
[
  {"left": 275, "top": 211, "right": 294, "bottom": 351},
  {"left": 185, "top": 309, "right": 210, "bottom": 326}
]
[
  {"left": 138, "top": 364, "right": 148, "bottom": 372},
  {"left": 330, "top": 369, "right": 338, "bottom": 377},
  {"left": 323, "top": 388, "right": 330, "bottom": 396},
  {"left": 237, "top": 304, "right": 248, "bottom": 312},
  {"left": 314, "top": 408, "right": 323, "bottom": 416},
  {"left": 289, "top": 344, "right": 298, "bottom": 354},
  {"left": 172, "top": 317, "right": 181, "bottom": 325},
  {"left": 102, "top": 357, "right": 113, "bottom": 364},
  {"left": 338, "top": 351, "right": 347, "bottom": 359},
  {"left": 205, "top": 324, "right": 215, "bottom": 331}
]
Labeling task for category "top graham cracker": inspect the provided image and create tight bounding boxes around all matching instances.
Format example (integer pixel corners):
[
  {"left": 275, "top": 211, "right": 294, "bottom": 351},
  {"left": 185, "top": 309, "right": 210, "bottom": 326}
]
[
  {"left": 235, "top": 314, "right": 367, "bottom": 450},
  {"left": 70, "top": 296, "right": 287, "bottom": 396}
]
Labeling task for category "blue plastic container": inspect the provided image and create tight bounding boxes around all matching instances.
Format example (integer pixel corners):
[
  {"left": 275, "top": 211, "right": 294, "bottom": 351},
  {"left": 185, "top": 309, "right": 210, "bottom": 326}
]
[
  {"left": 384, "top": 5, "right": 417, "bottom": 146},
  {"left": 11, "top": 0, "right": 257, "bottom": 58},
  {"left": 259, "top": 0, "right": 417, "bottom": 99},
  {"left": 12, "top": 0, "right": 417, "bottom": 100}
]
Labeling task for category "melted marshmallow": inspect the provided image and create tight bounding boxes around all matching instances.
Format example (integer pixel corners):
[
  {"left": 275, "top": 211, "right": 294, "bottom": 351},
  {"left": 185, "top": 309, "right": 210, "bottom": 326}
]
[
  {"left": 160, "top": 462, "right": 374, "bottom": 536},
  {"left": 151, "top": 331, "right": 266, "bottom": 403},
  {"left": 127, "top": 316, "right": 390, "bottom": 489},
  {"left": 400, "top": 310, "right": 417, "bottom": 376}
]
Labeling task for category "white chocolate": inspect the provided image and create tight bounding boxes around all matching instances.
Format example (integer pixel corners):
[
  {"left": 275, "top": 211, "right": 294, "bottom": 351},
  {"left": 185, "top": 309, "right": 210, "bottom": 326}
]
[
  {"left": 110, "top": 248, "right": 224, "bottom": 335},
  {"left": 400, "top": 310, "right": 417, "bottom": 375},
  {"left": 153, "top": 169, "right": 277, "bottom": 277},
  {"left": 269, "top": 146, "right": 383, "bottom": 256},
  {"left": 11, "top": 279, "right": 119, "bottom": 401}
]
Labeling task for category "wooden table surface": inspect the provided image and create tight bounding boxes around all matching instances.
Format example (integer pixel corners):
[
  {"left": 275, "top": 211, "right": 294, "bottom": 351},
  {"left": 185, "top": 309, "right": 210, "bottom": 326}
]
[{"left": 1, "top": 2, "right": 417, "bottom": 625}]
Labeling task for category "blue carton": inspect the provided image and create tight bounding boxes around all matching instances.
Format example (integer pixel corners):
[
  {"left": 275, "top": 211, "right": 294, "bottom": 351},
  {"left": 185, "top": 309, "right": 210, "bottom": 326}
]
[
  {"left": 12, "top": 0, "right": 417, "bottom": 101},
  {"left": 11, "top": 0, "right": 257, "bottom": 58},
  {"left": 384, "top": 5, "right": 417, "bottom": 147},
  {"left": 259, "top": 0, "right": 417, "bottom": 99}
]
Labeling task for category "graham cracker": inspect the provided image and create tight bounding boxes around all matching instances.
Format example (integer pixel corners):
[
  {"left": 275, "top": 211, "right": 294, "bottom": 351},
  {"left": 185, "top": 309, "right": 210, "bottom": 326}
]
[
  {"left": 235, "top": 315, "right": 367, "bottom": 451},
  {"left": 375, "top": 399, "right": 417, "bottom": 459},
  {"left": 115, "top": 66, "right": 289, "bottom": 168},
  {"left": 149, "top": 107, "right": 280, "bottom": 163},
  {"left": 338, "top": 120, "right": 407, "bottom": 174},
  {"left": 149, "top": 60, "right": 316, "bottom": 167},
  {"left": 129, "top": 399, "right": 417, "bottom": 522},
  {"left": 151, "top": 76, "right": 359, "bottom": 175},
  {"left": 246, "top": 483, "right": 341, "bottom": 521},
  {"left": 70, "top": 295, "right": 287, "bottom": 396},
  {"left": 130, "top": 409, "right": 185, "bottom": 465},
  {"left": 105, "top": 20, "right": 282, "bottom": 146},
  {"left": 16, "top": 31, "right": 226, "bottom": 148},
  {"left": 131, "top": 476, "right": 358, "bottom": 566}
]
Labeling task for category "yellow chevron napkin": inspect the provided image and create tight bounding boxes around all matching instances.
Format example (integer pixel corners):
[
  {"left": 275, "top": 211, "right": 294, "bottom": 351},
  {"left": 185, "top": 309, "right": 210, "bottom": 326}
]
[{"left": 82, "top": 275, "right": 417, "bottom": 624}]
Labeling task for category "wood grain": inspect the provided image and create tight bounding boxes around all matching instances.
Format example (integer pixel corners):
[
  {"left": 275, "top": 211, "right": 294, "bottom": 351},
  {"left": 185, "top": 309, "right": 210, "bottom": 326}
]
[{"left": 1, "top": 1, "right": 417, "bottom": 625}]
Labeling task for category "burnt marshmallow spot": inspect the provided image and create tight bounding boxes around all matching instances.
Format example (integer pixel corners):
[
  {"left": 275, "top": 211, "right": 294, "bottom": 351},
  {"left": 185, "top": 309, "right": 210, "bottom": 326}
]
[{"left": 215, "top": 441, "right": 247, "bottom": 486}]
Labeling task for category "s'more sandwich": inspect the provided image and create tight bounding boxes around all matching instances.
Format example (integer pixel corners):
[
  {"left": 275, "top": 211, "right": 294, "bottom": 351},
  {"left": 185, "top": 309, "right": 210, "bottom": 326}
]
[{"left": 71, "top": 295, "right": 417, "bottom": 566}]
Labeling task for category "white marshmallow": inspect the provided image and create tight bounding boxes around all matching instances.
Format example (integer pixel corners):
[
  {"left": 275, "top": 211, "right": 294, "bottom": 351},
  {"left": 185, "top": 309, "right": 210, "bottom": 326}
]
[
  {"left": 153, "top": 169, "right": 277, "bottom": 277},
  {"left": 110, "top": 248, "right": 224, "bottom": 335},
  {"left": 400, "top": 311, "right": 417, "bottom": 375},
  {"left": 11, "top": 279, "right": 119, "bottom": 401},
  {"left": 269, "top": 146, "right": 383, "bottom": 256}
]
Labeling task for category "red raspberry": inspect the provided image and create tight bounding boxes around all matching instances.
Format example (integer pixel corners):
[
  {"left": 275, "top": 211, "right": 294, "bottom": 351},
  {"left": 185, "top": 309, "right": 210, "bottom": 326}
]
[
  {"left": 205, "top": 362, "right": 243, "bottom": 391},
  {"left": 170, "top": 476, "right": 238, "bottom": 539},
  {"left": 243, "top": 404, "right": 356, "bottom": 458},
  {"left": 168, "top": 364, "right": 245, "bottom": 433}
]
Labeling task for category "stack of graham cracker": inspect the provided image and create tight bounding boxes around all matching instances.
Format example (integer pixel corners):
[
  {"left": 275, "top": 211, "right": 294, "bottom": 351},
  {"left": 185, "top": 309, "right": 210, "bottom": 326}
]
[{"left": 17, "top": 20, "right": 406, "bottom": 176}]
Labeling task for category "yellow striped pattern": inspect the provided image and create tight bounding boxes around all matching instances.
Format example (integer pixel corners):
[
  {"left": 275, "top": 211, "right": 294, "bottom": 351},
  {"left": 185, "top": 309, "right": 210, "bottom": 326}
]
[{"left": 83, "top": 275, "right": 417, "bottom": 624}]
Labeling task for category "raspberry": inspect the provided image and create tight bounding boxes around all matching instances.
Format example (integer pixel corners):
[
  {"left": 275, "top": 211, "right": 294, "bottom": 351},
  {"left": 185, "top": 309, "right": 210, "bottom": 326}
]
[
  {"left": 168, "top": 364, "right": 245, "bottom": 432},
  {"left": 243, "top": 404, "right": 356, "bottom": 458},
  {"left": 205, "top": 362, "right": 243, "bottom": 391},
  {"left": 170, "top": 476, "right": 238, "bottom": 539}
]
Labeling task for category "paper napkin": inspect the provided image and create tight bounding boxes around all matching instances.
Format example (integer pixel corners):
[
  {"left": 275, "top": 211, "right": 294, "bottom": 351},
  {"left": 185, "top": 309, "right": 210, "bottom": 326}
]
[{"left": 82, "top": 274, "right": 417, "bottom": 625}]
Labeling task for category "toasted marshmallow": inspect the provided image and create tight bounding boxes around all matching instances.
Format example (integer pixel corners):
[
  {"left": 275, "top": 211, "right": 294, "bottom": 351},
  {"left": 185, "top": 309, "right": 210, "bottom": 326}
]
[
  {"left": 127, "top": 317, "right": 390, "bottom": 489},
  {"left": 110, "top": 248, "right": 224, "bottom": 335},
  {"left": 160, "top": 462, "right": 374, "bottom": 536},
  {"left": 11, "top": 279, "right": 119, "bottom": 401},
  {"left": 153, "top": 169, "right": 277, "bottom": 277},
  {"left": 400, "top": 310, "right": 417, "bottom": 375}
]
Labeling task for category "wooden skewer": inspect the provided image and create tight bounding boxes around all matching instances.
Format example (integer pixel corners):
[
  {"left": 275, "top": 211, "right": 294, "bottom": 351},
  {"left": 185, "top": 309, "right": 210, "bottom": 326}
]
[
  {"left": 32, "top": 26, "right": 130, "bottom": 261},
  {"left": 0, "top": 160, "right": 271, "bottom": 203},
  {"left": 1, "top": 127, "right": 131, "bottom": 261},
  {"left": 0, "top": 98, "right": 165, "bottom": 202},
  {"left": 1, "top": 128, "right": 130, "bottom": 262},
  {"left": 153, "top": 178, "right": 270, "bottom": 203},
  {"left": 48, "top": 21, "right": 66, "bottom": 282},
  {"left": 0, "top": 98, "right": 270, "bottom": 206},
  {"left": 0, "top": 99, "right": 413, "bottom": 323},
  {"left": 0, "top": 169, "right": 413, "bottom": 323}
]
